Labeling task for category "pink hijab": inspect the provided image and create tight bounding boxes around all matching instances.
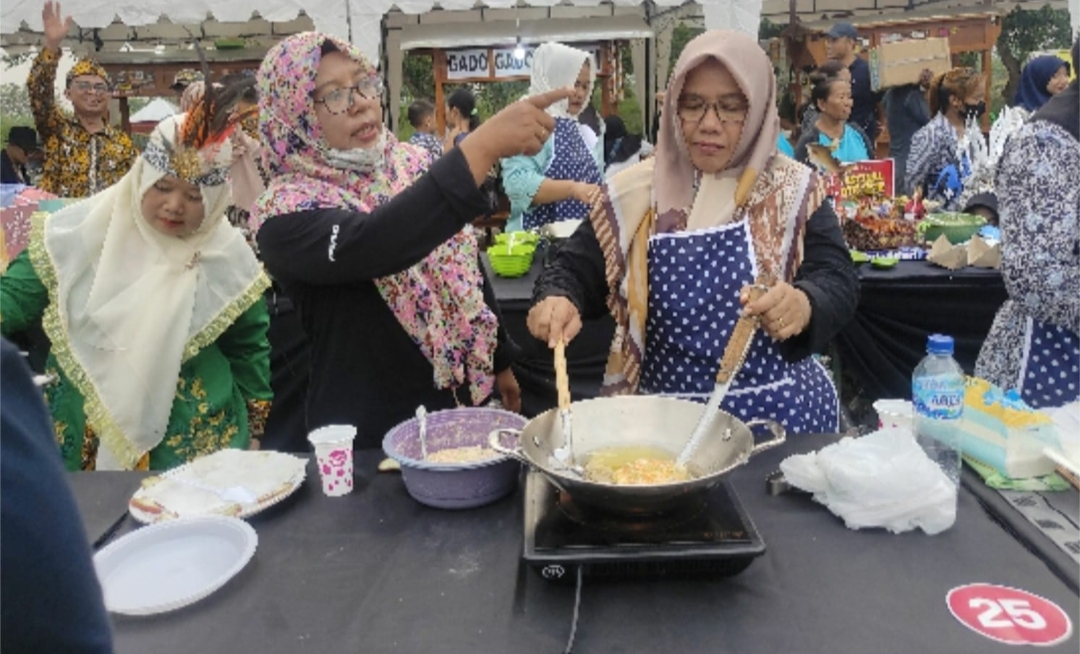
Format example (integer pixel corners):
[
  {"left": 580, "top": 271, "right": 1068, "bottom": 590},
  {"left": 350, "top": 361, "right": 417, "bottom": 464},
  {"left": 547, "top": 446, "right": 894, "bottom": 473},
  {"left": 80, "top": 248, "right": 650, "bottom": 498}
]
[{"left": 654, "top": 29, "right": 781, "bottom": 220}]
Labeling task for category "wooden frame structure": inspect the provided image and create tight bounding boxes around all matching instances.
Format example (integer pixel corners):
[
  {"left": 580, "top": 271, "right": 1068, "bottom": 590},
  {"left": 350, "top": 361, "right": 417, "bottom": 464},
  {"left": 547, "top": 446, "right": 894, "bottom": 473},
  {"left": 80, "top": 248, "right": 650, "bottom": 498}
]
[
  {"left": 427, "top": 41, "right": 622, "bottom": 133},
  {"left": 783, "top": 11, "right": 1002, "bottom": 143},
  {"left": 94, "top": 48, "right": 268, "bottom": 133}
]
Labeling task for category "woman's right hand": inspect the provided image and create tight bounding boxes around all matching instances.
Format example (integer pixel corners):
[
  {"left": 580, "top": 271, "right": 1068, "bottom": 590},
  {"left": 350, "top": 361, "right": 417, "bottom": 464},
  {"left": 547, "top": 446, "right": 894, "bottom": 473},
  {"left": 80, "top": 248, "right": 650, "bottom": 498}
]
[
  {"left": 42, "top": 1, "right": 73, "bottom": 52},
  {"left": 527, "top": 296, "right": 583, "bottom": 349}
]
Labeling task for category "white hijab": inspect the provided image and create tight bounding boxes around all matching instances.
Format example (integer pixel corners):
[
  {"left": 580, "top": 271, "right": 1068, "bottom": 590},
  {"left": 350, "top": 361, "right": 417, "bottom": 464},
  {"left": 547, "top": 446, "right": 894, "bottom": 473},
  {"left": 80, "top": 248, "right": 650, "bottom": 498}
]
[
  {"left": 36, "top": 114, "right": 268, "bottom": 469},
  {"left": 528, "top": 42, "right": 596, "bottom": 119}
]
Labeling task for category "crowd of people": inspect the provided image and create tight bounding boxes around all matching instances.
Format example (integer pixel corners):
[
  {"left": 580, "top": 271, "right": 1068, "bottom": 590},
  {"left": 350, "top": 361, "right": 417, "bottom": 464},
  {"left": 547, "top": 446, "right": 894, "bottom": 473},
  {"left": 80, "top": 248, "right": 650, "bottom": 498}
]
[{"left": 0, "top": 2, "right": 1076, "bottom": 468}]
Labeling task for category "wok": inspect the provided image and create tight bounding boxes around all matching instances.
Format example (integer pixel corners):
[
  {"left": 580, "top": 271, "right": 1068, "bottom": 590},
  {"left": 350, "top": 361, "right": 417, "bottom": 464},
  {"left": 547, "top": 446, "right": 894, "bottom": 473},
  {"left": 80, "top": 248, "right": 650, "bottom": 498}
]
[{"left": 488, "top": 395, "right": 785, "bottom": 516}]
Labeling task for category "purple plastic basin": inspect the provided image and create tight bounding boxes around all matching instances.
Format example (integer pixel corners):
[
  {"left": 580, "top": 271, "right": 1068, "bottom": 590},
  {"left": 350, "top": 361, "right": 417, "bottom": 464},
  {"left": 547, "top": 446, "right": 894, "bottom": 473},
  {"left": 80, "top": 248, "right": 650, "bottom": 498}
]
[{"left": 382, "top": 408, "right": 527, "bottom": 509}]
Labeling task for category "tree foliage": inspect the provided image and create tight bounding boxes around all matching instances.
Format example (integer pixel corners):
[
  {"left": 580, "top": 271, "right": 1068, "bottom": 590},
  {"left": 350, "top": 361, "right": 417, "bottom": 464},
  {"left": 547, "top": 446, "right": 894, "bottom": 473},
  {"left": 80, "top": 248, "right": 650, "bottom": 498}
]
[{"left": 997, "top": 6, "right": 1072, "bottom": 105}]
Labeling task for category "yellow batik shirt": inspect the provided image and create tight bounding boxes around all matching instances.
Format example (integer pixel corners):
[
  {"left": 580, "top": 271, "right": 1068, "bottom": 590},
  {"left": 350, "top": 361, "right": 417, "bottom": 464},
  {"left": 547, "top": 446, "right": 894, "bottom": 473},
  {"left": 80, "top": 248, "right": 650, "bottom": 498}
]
[{"left": 28, "top": 49, "right": 138, "bottom": 198}]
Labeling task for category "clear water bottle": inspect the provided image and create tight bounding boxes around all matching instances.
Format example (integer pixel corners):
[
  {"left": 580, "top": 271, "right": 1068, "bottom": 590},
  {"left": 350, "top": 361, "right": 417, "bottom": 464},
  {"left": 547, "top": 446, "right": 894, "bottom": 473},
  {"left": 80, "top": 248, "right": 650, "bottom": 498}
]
[{"left": 912, "top": 334, "right": 965, "bottom": 491}]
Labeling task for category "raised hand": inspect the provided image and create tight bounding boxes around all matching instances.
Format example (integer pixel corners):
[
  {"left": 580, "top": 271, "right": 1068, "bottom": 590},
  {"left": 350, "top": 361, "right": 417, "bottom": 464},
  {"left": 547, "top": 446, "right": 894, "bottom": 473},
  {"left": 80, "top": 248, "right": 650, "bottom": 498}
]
[{"left": 42, "top": 1, "right": 73, "bottom": 52}]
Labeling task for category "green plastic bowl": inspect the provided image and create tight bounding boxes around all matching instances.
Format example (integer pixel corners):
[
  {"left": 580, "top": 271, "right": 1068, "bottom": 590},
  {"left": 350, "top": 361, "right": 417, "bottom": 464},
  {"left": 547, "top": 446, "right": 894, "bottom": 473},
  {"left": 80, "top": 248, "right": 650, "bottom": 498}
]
[
  {"left": 918, "top": 212, "right": 986, "bottom": 244},
  {"left": 850, "top": 250, "right": 870, "bottom": 265},
  {"left": 487, "top": 243, "right": 534, "bottom": 278}
]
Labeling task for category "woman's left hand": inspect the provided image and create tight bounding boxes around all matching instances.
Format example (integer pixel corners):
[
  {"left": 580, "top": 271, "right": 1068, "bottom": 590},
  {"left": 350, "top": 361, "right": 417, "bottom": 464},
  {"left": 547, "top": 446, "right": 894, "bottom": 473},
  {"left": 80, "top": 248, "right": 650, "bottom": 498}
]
[
  {"left": 740, "top": 282, "right": 812, "bottom": 341},
  {"left": 496, "top": 367, "right": 522, "bottom": 414}
]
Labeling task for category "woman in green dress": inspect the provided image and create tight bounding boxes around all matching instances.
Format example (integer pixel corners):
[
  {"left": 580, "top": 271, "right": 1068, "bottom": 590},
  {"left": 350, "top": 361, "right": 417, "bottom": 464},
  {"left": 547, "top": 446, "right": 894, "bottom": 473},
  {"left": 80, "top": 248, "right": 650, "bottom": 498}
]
[{"left": 0, "top": 107, "right": 272, "bottom": 471}]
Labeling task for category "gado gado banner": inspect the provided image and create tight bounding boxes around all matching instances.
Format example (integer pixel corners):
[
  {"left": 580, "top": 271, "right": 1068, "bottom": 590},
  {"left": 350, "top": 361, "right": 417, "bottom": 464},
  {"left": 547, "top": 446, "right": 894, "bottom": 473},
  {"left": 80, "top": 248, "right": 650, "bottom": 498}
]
[{"left": 446, "top": 44, "right": 601, "bottom": 81}]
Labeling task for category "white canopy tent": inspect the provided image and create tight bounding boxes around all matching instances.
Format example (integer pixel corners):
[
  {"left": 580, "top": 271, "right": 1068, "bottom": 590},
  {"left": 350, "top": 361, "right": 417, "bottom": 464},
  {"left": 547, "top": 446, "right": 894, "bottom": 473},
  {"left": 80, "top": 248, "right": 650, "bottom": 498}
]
[{"left": 128, "top": 96, "right": 176, "bottom": 122}]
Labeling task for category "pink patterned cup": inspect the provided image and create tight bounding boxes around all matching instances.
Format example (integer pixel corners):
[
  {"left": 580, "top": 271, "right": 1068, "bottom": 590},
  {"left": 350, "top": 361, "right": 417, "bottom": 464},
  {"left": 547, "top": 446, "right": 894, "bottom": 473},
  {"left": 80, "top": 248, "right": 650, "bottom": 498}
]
[{"left": 308, "top": 425, "right": 356, "bottom": 497}]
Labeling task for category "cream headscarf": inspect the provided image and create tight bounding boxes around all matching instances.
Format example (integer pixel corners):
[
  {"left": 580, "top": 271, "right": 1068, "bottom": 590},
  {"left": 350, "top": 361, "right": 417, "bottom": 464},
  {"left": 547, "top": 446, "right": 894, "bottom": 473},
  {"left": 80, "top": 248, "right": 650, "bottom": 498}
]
[
  {"left": 528, "top": 42, "right": 596, "bottom": 119},
  {"left": 31, "top": 113, "right": 269, "bottom": 469}
]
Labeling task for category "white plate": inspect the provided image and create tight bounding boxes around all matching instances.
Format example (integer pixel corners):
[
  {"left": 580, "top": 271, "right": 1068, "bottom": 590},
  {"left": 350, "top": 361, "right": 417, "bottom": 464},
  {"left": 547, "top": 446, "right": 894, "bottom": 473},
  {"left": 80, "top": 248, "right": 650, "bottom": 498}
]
[
  {"left": 129, "top": 449, "right": 307, "bottom": 524},
  {"left": 539, "top": 219, "right": 582, "bottom": 240},
  {"left": 94, "top": 516, "right": 257, "bottom": 615}
]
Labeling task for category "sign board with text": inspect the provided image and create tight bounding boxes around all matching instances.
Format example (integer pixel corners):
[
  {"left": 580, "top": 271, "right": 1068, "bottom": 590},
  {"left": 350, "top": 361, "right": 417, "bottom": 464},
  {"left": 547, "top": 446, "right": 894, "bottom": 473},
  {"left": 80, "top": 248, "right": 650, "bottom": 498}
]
[
  {"left": 823, "top": 159, "right": 896, "bottom": 201},
  {"left": 445, "top": 43, "right": 602, "bottom": 81}
]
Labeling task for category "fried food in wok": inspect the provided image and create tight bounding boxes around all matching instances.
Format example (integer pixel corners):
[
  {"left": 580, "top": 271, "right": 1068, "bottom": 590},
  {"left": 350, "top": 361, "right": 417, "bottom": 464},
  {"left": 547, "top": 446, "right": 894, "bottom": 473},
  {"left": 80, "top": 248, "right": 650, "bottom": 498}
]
[{"left": 583, "top": 446, "right": 693, "bottom": 485}]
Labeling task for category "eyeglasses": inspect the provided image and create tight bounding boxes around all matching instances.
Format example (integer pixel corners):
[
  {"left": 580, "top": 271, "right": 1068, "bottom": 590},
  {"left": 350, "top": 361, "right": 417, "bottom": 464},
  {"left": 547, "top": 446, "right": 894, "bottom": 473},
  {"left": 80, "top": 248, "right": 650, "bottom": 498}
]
[
  {"left": 313, "top": 78, "right": 384, "bottom": 115},
  {"left": 71, "top": 81, "right": 110, "bottom": 94},
  {"left": 676, "top": 97, "right": 748, "bottom": 126}
]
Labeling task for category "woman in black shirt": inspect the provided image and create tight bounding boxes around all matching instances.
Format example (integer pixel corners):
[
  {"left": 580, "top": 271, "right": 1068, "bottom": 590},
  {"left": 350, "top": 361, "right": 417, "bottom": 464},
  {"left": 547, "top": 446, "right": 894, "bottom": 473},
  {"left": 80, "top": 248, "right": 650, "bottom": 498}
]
[{"left": 252, "top": 33, "right": 569, "bottom": 448}]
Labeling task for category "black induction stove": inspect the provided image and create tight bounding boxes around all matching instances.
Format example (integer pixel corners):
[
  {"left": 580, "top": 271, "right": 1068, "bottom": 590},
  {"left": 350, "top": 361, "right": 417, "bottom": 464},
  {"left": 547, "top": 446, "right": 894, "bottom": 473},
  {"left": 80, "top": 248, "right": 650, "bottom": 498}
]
[{"left": 523, "top": 470, "right": 765, "bottom": 583}]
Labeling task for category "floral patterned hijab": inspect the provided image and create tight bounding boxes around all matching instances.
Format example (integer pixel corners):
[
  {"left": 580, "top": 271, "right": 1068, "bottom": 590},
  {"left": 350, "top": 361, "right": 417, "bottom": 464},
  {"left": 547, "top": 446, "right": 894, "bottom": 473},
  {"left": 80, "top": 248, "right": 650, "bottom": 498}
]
[{"left": 250, "top": 32, "right": 498, "bottom": 404}]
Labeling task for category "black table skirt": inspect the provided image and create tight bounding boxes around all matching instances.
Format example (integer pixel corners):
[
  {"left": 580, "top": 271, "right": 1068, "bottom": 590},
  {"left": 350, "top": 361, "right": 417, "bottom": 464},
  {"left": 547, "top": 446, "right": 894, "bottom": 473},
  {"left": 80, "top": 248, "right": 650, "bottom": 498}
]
[
  {"left": 484, "top": 253, "right": 615, "bottom": 418},
  {"left": 487, "top": 255, "right": 1007, "bottom": 411},
  {"left": 835, "top": 261, "right": 1006, "bottom": 402},
  {"left": 79, "top": 435, "right": 1078, "bottom": 654}
]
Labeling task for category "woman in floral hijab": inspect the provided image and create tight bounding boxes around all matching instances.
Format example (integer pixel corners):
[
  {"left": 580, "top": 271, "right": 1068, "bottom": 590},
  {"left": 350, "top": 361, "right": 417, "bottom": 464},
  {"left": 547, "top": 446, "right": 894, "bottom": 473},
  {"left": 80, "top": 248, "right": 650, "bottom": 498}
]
[{"left": 252, "top": 33, "right": 570, "bottom": 448}]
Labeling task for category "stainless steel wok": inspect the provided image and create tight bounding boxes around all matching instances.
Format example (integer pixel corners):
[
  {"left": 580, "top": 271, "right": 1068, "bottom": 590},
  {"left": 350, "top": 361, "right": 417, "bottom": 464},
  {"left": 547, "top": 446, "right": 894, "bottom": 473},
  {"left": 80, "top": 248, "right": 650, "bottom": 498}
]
[{"left": 488, "top": 395, "right": 785, "bottom": 516}]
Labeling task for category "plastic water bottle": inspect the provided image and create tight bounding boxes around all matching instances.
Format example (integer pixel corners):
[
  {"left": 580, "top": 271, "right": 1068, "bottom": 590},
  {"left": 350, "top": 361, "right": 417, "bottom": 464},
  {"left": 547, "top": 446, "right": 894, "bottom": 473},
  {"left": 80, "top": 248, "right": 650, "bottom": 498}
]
[{"left": 912, "top": 334, "right": 965, "bottom": 491}]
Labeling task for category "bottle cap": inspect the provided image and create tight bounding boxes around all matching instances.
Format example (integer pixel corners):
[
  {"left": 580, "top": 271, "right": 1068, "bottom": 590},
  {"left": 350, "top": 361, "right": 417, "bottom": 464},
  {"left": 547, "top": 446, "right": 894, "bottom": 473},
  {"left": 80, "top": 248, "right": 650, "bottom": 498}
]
[{"left": 927, "top": 333, "right": 954, "bottom": 355}]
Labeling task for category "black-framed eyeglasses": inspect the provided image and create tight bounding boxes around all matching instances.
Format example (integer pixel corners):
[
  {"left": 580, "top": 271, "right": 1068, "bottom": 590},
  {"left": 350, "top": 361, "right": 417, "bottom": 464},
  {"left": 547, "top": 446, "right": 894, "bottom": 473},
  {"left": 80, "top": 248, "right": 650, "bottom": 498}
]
[
  {"left": 676, "top": 96, "right": 748, "bottom": 126},
  {"left": 313, "top": 78, "right": 384, "bottom": 115},
  {"left": 71, "top": 81, "right": 110, "bottom": 94}
]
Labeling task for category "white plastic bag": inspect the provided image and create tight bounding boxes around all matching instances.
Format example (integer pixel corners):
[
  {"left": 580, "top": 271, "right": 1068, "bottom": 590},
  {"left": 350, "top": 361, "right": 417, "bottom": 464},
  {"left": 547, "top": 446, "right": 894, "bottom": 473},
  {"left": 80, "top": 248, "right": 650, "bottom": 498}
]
[{"left": 780, "top": 429, "right": 957, "bottom": 535}]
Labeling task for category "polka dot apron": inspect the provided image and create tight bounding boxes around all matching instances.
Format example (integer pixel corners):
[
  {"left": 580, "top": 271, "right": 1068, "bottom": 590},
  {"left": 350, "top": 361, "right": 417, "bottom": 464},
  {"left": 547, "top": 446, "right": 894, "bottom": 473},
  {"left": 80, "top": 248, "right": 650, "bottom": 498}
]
[
  {"left": 637, "top": 220, "right": 839, "bottom": 434},
  {"left": 1015, "top": 318, "right": 1079, "bottom": 409},
  {"left": 522, "top": 117, "right": 602, "bottom": 231}
]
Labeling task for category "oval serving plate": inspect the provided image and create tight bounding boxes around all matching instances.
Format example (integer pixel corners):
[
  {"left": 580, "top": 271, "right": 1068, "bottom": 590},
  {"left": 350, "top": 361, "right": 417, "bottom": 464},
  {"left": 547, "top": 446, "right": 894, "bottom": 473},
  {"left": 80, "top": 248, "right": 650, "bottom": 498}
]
[
  {"left": 128, "top": 450, "right": 307, "bottom": 524},
  {"left": 94, "top": 516, "right": 257, "bottom": 615}
]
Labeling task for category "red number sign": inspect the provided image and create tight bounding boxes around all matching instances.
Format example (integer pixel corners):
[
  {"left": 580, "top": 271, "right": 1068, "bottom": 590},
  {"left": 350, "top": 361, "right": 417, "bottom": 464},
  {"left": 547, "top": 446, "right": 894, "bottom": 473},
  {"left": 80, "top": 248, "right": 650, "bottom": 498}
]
[{"left": 947, "top": 583, "right": 1073, "bottom": 646}]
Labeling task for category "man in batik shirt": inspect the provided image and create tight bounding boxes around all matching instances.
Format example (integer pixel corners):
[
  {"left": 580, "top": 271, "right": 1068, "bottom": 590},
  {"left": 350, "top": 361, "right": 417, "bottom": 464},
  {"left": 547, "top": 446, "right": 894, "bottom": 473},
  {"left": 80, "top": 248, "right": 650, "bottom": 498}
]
[{"left": 28, "top": 1, "right": 137, "bottom": 197}]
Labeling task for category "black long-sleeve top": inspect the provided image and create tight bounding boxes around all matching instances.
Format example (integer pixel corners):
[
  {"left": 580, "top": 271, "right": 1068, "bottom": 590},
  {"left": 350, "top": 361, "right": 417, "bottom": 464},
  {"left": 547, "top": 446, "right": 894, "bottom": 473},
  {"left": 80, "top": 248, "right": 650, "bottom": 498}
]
[
  {"left": 533, "top": 201, "right": 859, "bottom": 364},
  {"left": 257, "top": 148, "right": 519, "bottom": 449}
]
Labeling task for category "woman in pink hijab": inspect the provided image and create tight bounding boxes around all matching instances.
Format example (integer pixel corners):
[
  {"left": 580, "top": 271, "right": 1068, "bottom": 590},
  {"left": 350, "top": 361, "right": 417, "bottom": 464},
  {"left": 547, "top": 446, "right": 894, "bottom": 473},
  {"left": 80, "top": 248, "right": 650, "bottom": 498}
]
[{"left": 527, "top": 30, "right": 859, "bottom": 434}]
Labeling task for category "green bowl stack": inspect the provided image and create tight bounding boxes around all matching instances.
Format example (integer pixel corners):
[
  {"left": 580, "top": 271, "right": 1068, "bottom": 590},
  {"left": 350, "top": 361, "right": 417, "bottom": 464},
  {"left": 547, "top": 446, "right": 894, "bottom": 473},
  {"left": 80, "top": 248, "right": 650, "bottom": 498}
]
[
  {"left": 918, "top": 212, "right": 986, "bottom": 245},
  {"left": 487, "top": 236, "right": 535, "bottom": 278}
]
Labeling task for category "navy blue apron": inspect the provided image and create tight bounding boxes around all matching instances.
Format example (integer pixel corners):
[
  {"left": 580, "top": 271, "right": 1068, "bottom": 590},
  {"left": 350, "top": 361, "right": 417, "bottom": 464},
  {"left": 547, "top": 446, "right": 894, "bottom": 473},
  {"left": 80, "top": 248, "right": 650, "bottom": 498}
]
[
  {"left": 637, "top": 220, "right": 839, "bottom": 434},
  {"left": 522, "top": 117, "right": 602, "bottom": 231},
  {"left": 1016, "top": 318, "right": 1079, "bottom": 409}
]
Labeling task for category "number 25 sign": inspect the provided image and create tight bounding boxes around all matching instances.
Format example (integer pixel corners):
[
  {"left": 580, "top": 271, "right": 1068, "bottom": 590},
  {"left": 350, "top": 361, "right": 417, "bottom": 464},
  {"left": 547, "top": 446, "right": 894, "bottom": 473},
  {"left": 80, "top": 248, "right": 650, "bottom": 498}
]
[{"left": 947, "top": 583, "right": 1073, "bottom": 646}]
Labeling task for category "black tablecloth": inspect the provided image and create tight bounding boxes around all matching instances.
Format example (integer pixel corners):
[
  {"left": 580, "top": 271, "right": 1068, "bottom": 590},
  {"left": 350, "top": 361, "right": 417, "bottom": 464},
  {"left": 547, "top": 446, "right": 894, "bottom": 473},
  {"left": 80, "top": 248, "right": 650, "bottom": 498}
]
[
  {"left": 484, "top": 253, "right": 615, "bottom": 418},
  {"left": 962, "top": 474, "right": 1080, "bottom": 594},
  {"left": 77, "top": 435, "right": 1079, "bottom": 654},
  {"left": 835, "top": 261, "right": 1006, "bottom": 402}
]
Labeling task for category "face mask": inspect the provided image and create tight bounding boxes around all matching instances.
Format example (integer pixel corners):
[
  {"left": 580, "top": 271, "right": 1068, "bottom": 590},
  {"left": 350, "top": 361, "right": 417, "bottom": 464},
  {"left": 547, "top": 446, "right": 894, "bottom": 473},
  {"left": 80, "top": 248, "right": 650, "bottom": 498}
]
[
  {"left": 963, "top": 101, "right": 986, "bottom": 120},
  {"left": 325, "top": 129, "right": 386, "bottom": 173}
]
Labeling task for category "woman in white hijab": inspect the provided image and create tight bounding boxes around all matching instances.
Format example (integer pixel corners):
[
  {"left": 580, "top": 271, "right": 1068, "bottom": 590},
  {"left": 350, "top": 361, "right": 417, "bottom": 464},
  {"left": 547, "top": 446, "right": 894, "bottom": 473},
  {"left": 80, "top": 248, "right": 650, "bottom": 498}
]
[
  {"left": 501, "top": 42, "right": 605, "bottom": 232},
  {"left": 0, "top": 107, "right": 272, "bottom": 471}
]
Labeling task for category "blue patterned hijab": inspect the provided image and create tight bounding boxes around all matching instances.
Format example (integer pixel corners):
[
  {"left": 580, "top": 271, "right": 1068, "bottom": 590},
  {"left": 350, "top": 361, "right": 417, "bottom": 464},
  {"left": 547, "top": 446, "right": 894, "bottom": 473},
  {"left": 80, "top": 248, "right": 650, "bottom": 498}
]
[{"left": 1013, "top": 55, "right": 1070, "bottom": 113}]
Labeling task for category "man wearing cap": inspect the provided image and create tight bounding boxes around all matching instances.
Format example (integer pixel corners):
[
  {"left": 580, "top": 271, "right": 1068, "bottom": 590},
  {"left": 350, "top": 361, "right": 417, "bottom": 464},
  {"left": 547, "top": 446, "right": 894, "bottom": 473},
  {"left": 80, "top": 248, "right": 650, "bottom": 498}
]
[
  {"left": 27, "top": 1, "right": 137, "bottom": 197},
  {"left": 827, "top": 21, "right": 881, "bottom": 147},
  {"left": 0, "top": 127, "right": 40, "bottom": 185}
]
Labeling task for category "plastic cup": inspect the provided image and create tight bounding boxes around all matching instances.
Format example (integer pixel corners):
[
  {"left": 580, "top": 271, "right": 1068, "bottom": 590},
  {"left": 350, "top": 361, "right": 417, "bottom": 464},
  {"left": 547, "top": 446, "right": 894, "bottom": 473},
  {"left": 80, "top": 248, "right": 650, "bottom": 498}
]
[
  {"left": 873, "top": 399, "right": 913, "bottom": 433},
  {"left": 308, "top": 425, "right": 356, "bottom": 497}
]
